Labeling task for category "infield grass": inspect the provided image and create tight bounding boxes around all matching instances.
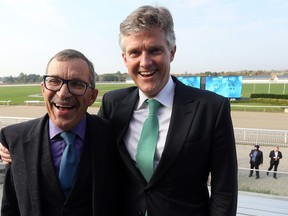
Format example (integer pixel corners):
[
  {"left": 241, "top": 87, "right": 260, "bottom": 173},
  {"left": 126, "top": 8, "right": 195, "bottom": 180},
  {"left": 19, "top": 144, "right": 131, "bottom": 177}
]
[
  {"left": 0, "top": 83, "right": 135, "bottom": 106},
  {"left": 0, "top": 83, "right": 287, "bottom": 110},
  {"left": 242, "top": 83, "right": 288, "bottom": 97}
]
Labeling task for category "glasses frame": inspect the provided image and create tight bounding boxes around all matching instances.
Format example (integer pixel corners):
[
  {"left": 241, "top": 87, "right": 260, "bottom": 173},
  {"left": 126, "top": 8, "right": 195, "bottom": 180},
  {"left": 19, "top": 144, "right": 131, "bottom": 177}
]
[{"left": 43, "top": 75, "right": 94, "bottom": 96}]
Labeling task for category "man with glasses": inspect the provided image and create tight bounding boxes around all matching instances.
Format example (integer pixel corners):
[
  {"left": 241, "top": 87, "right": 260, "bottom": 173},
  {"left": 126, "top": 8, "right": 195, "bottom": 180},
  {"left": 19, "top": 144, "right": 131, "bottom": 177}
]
[
  {"left": 43, "top": 75, "right": 95, "bottom": 96},
  {"left": 0, "top": 49, "right": 121, "bottom": 216}
]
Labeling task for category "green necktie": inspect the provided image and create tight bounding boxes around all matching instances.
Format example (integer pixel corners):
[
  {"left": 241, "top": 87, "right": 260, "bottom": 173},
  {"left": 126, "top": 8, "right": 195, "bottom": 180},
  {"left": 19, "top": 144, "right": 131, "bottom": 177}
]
[
  {"left": 59, "top": 131, "right": 79, "bottom": 197},
  {"left": 136, "top": 99, "right": 160, "bottom": 182}
]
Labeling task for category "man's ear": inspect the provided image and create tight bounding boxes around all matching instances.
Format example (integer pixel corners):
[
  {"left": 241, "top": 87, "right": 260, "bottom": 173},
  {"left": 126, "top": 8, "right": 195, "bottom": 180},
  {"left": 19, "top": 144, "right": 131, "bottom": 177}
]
[
  {"left": 122, "top": 52, "right": 128, "bottom": 66},
  {"left": 170, "top": 45, "right": 176, "bottom": 62},
  {"left": 88, "top": 88, "right": 98, "bottom": 106}
]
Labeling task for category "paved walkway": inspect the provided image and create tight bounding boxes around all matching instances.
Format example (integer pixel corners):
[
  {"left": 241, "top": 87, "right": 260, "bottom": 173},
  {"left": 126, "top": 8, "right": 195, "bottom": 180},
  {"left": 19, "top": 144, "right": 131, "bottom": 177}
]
[
  {"left": 237, "top": 144, "right": 288, "bottom": 196},
  {"left": 237, "top": 191, "right": 288, "bottom": 215},
  {"left": 231, "top": 111, "right": 288, "bottom": 197}
]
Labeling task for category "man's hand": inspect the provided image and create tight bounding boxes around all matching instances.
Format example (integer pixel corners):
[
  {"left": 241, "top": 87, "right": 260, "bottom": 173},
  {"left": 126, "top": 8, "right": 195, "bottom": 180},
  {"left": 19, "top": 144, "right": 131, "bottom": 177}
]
[{"left": 0, "top": 142, "right": 12, "bottom": 164}]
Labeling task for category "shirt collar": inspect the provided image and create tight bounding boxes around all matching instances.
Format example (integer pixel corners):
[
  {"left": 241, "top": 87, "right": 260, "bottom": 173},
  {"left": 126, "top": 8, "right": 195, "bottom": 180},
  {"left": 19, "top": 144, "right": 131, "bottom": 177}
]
[
  {"left": 49, "top": 115, "right": 86, "bottom": 140},
  {"left": 137, "top": 76, "right": 175, "bottom": 110}
]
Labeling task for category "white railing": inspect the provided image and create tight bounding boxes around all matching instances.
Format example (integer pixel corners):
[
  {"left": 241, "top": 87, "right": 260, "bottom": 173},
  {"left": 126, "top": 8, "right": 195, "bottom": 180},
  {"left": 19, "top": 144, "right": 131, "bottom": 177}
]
[
  {"left": 234, "top": 128, "right": 288, "bottom": 147},
  {"left": 231, "top": 105, "right": 288, "bottom": 113},
  {"left": 0, "top": 116, "right": 34, "bottom": 129},
  {"left": 24, "top": 100, "right": 44, "bottom": 105},
  {"left": 0, "top": 100, "right": 11, "bottom": 105},
  {"left": 1, "top": 116, "right": 287, "bottom": 147}
]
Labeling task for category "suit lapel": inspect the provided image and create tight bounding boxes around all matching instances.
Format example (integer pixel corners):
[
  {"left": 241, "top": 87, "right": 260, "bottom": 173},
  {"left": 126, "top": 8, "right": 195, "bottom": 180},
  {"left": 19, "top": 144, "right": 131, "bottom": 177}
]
[
  {"left": 40, "top": 126, "right": 64, "bottom": 200},
  {"left": 112, "top": 89, "right": 146, "bottom": 182},
  {"left": 150, "top": 79, "right": 199, "bottom": 184},
  {"left": 112, "top": 89, "right": 138, "bottom": 145},
  {"left": 22, "top": 136, "right": 42, "bottom": 213},
  {"left": 22, "top": 115, "right": 63, "bottom": 213},
  {"left": 112, "top": 79, "right": 200, "bottom": 184},
  {"left": 111, "top": 80, "right": 199, "bottom": 184}
]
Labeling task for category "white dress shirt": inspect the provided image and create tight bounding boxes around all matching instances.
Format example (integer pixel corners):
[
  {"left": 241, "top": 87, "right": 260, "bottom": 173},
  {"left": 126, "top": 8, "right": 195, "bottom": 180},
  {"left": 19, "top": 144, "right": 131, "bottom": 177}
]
[{"left": 124, "top": 77, "right": 175, "bottom": 167}]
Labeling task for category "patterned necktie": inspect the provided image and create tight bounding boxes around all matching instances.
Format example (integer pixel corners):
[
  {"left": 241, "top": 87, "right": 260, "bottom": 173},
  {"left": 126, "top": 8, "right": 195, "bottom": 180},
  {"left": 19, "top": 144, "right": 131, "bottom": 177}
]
[
  {"left": 59, "top": 131, "right": 78, "bottom": 197},
  {"left": 136, "top": 99, "right": 160, "bottom": 182}
]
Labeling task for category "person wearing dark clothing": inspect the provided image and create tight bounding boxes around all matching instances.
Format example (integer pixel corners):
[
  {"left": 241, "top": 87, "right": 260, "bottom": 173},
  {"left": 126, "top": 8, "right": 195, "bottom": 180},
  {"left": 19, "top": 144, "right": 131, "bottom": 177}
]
[
  {"left": 267, "top": 146, "right": 283, "bottom": 179},
  {"left": 249, "top": 144, "right": 263, "bottom": 179},
  {"left": 98, "top": 5, "right": 238, "bottom": 215},
  {"left": 0, "top": 49, "right": 120, "bottom": 216}
]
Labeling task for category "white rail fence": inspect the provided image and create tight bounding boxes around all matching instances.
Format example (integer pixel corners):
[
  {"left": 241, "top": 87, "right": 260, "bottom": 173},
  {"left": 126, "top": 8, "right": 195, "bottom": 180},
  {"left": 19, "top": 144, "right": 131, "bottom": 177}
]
[
  {"left": 231, "top": 105, "right": 288, "bottom": 113},
  {"left": 0, "top": 116, "right": 287, "bottom": 147},
  {"left": 234, "top": 128, "right": 288, "bottom": 147},
  {"left": 0, "top": 116, "right": 34, "bottom": 129}
]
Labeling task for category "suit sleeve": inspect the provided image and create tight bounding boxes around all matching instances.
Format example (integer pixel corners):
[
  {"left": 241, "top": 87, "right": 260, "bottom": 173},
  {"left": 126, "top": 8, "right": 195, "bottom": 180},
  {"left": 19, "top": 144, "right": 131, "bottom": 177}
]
[
  {"left": 260, "top": 152, "right": 263, "bottom": 164},
  {"left": 279, "top": 152, "right": 283, "bottom": 159},
  {"left": 209, "top": 98, "right": 238, "bottom": 216},
  {"left": 0, "top": 130, "right": 21, "bottom": 216},
  {"left": 97, "top": 93, "right": 110, "bottom": 120},
  {"left": 269, "top": 151, "right": 273, "bottom": 159}
]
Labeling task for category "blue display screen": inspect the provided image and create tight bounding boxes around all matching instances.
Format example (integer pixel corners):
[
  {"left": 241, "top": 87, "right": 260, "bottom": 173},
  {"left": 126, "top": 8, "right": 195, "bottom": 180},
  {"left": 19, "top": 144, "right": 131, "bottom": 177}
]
[
  {"left": 205, "top": 76, "right": 242, "bottom": 98},
  {"left": 177, "top": 76, "right": 201, "bottom": 89}
]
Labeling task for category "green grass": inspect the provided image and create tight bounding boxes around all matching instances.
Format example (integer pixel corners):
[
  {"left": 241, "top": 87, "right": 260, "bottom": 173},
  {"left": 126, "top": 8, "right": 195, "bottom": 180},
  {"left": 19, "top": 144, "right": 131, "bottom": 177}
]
[
  {"left": 0, "top": 83, "right": 135, "bottom": 106},
  {"left": 231, "top": 104, "right": 286, "bottom": 112},
  {"left": 0, "top": 83, "right": 287, "bottom": 109},
  {"left": 96, "top": 83, "right": 135, "bottom": 95},
  {"left": 0, "top": 85, "right": 42, "bottom": 104},
  {"left": 242, "top": 83, "right": 288, "bottom": 98}
]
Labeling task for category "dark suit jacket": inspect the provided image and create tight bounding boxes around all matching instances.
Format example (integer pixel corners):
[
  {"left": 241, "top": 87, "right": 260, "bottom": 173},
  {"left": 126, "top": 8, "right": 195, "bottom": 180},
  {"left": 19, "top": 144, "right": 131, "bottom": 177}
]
[
  {"left": 269, "top": 150, "right": 282, "bottom": 165},
  {"left": 0, "top": 113, "right": 120, "bottom": 216},
  {"left": 98, "top": 76, "right": 238, "bottom": 216},
  {"left": 249, "top": 149, "right": 263, "bottom": 166}
]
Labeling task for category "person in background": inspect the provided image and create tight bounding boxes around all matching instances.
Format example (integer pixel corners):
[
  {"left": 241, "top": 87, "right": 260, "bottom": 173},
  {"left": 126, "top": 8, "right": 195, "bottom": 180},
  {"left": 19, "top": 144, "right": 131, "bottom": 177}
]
[
  {"left": 267, "top": 146, "right": 283, "bottom": 179},
  {"left": 0, "top": 49, "right": 120, "bottom": 216},
  {"left": 249, "top": 144, "right": 263, "bottom": 179},
  {"left": 98, "top": 5, "right": 238, "bottom": 216}
]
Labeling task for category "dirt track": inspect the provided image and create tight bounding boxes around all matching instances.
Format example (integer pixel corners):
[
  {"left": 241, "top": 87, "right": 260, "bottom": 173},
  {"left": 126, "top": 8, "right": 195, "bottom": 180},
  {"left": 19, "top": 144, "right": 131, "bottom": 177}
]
[
  {"left": 0, "top": 105, "right": 287, "bottom": 130},
  {"left": 231, "top": 111, "right": 288, "bottom": 130},
  {"left": 0, "top": 105, "right": 99, "bottom": 118}
]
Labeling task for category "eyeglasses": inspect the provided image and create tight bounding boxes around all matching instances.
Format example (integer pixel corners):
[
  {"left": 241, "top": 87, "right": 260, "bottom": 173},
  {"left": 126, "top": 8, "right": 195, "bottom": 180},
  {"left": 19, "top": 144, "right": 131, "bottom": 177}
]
[{"left": 43, "top": 75, "right": 94, "bottom": 96}]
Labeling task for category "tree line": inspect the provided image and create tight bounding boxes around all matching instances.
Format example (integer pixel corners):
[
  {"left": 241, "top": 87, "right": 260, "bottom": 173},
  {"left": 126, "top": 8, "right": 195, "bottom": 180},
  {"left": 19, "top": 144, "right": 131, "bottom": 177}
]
[
  {"left": 0, "top": 70, "right": 287, "bottom": 84},
  {"left": 0, "top": 71, "right": 129, "bottom": 84}
]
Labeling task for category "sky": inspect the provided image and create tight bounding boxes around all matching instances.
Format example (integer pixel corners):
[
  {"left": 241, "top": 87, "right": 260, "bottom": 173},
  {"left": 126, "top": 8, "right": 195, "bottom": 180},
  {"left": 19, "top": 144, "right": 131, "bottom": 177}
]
[{"left": 0, "top": 0, "right": 287, "bottom": 77}]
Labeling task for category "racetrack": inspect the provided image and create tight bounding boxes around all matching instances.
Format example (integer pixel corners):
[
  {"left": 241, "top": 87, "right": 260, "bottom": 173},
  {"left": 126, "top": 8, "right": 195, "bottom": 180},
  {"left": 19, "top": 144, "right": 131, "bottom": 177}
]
[{"left": 0, "top": 105, "right": 287, "bottom": 130}]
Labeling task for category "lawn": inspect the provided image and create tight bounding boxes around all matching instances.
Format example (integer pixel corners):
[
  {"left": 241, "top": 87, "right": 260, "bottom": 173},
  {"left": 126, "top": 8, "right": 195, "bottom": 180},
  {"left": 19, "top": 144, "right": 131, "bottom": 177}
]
[
  {"left": 0, "top": 83, "right": 135, "bottom": 106},
  {"left": 242, "top": 83, "right": 288, "bottom": 98},
  {"left": 0, "top": 82, "right": 287, "bottom": 108}
]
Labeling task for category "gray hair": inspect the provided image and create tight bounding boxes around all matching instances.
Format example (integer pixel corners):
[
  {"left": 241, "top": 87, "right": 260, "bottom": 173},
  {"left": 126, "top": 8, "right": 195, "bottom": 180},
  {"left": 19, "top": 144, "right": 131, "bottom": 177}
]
[
  {"left": 46, "top": 49, "right": 96, "bottom": 88},
  {"left": 119, "top": 5, "right": 176, "bottom": 52}
]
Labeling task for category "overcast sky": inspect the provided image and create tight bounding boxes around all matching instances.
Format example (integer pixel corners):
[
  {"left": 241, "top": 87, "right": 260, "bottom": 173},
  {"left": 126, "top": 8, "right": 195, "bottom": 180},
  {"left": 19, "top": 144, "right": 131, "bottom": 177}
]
[{"left": 0, "top": 0, "right": 287, "bottom": 77}]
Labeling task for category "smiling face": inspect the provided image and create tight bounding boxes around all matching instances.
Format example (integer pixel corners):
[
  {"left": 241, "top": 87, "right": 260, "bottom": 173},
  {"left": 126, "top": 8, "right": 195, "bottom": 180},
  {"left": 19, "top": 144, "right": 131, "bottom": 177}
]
[
  {"left": 42, "top": 58, "right": 98, "bottom": 131},
  {"left": 122, "top": 29, "right": 176, "bottom": 98}
]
